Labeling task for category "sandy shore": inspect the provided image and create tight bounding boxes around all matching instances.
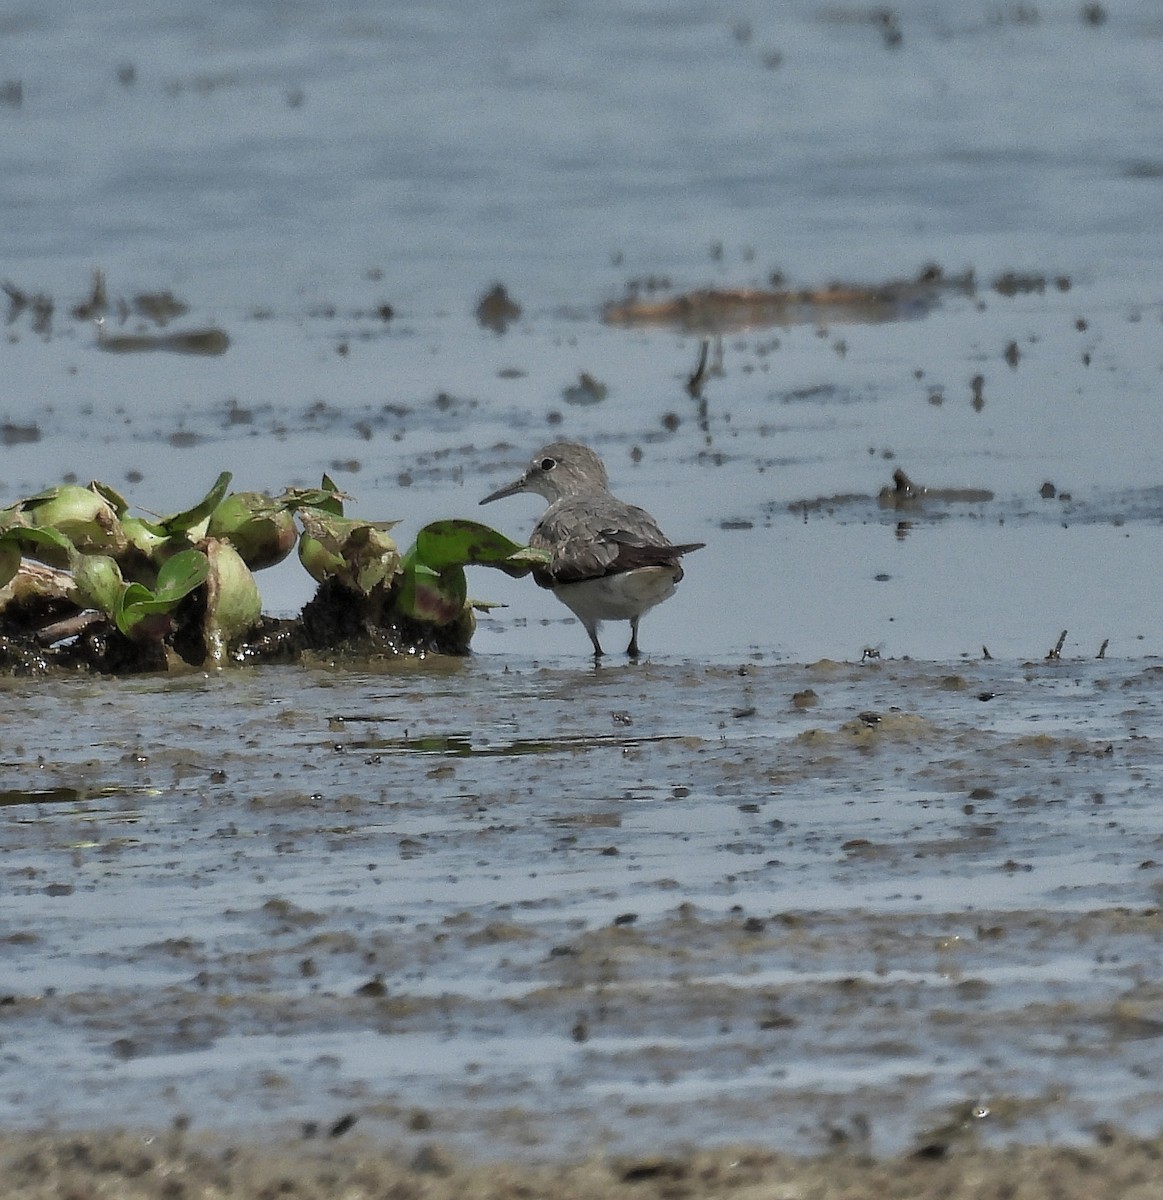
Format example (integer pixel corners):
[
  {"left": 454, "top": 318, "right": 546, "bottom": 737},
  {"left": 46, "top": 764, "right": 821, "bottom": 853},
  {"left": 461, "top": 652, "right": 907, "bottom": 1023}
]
[{"left": 4, "top": 1127, "right": 1163, "bottom": 1200}]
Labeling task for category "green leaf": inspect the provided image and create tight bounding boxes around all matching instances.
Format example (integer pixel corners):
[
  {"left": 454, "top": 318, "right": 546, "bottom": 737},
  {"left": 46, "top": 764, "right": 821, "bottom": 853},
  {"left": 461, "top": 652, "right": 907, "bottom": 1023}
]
[
  {"left": 71, "top": 554, "right": 126, "bottom": 614},
  {"left": 397, "top": 549, "right": 468, "bottom": 624},
  {"left": 162, "top": 471, "right": 233, "bottom": 534},
  {"left": 280, "top": 474, "right": 347, "bottom": 517},
  {"left": 296, "top": 510, "right": 399, "bottom": 592},
  {"left": 0, "top": 536, "right": 20, "bottom": 590},
  {"left": 12, "top": 524, "right": 76, "bottom": 569},
  {"left": 414, "top": 520, "right": 524, "bottom": 569},
  {"left": 115, "top": 583, "right": 177, "bottom": 641},
  {"left": 201, "top": 539, "right": 262, "bottom": 665},
  {"left": 90, "top": 480, "right": 130, "bottom": 516},
  {"left": 154, "top": 548, "right": 210, "bottom": 602}
]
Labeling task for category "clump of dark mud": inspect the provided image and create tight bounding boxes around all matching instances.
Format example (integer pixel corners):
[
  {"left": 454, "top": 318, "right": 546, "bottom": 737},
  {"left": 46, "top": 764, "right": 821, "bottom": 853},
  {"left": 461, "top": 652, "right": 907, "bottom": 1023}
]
[{"left": 0, "top": 577, "right": 473, "bottom": 676}]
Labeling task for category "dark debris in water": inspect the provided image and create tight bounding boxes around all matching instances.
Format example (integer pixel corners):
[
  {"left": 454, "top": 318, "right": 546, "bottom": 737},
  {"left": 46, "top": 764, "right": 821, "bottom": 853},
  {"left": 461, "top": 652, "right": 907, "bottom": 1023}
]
[
  {"left": 780, "top": 468, "right": 1163, "bottom": 530},
  {"left": 475, "top": 283, "right": 522, "bottom": 334},
  {"left": 4, "top": 269, "right": 227, "bottom": 351},
  {"left": 97, "top": 328, "right": 230, "bottom": 356}
]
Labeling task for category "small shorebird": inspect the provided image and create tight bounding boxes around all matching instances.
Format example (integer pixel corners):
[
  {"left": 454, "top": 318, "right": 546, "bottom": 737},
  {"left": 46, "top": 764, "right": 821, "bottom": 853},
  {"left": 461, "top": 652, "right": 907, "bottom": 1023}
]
[{"left": 480, "top": 441, "right": 704, "bottom": 658}]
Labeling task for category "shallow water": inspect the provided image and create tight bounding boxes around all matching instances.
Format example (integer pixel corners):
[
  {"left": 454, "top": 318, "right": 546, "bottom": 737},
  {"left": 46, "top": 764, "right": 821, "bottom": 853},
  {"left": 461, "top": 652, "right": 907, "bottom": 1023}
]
[{"left": 3, "top": 0, "right": 1163, "bottom": 1163}]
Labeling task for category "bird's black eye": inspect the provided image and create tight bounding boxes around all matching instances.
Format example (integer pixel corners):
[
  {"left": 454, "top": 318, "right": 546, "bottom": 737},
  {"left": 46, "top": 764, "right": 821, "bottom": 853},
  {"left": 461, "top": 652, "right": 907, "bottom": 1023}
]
[{"left": 539, "top": 457, "right": 557, "bottom": 472}]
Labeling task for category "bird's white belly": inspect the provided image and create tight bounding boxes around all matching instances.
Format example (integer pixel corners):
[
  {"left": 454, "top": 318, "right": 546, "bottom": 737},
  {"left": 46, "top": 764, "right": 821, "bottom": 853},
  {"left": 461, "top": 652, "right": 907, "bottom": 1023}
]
[{"left": 553, "top": 567, "right": 680, "bottom": 624}]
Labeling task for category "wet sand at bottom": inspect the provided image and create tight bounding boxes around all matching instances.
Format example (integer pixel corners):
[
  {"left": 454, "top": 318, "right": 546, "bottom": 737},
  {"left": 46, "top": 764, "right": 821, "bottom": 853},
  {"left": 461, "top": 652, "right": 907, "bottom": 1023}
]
[{"left": 6, "top": 1124, "right": 1163, "bottom": 1200}]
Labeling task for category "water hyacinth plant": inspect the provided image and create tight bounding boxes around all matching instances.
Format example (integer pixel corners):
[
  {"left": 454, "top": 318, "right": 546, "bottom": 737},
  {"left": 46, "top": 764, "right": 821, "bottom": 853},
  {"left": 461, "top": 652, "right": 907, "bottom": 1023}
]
[{"left": 0, "top": 472, "right": 549, "bottom": 674}]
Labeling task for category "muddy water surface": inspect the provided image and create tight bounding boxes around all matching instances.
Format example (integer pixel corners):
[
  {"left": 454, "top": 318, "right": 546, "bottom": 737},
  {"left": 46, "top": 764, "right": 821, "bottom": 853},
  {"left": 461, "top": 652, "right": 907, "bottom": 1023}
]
[{"left": 5, "top": 656, "right": 1163, "bottom": 1159}]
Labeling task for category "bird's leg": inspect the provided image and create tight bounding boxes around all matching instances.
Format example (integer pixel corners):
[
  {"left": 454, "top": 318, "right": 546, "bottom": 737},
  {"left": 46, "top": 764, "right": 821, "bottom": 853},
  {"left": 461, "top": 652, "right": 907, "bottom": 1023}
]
[
  {"left": 585, "top": 622, "right": 604, "bottom": 658},
  {"left": 627, "top": 617, "right": 641, "bottom": 658}
]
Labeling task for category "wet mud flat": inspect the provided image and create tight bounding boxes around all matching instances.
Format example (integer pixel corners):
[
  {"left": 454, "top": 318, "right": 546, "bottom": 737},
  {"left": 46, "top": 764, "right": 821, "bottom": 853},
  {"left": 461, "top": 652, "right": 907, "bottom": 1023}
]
[
  {"left": 4, "top": 655, "right": 1163, "bottom": 1186},
  {"left": 6, "top": 1126, "right": 1163, "bottom": 1200}
]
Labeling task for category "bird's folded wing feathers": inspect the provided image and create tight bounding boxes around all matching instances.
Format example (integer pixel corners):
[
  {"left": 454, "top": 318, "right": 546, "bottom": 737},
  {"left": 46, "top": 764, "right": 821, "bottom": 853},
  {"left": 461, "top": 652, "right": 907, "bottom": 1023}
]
[{"left": 530, "top": 498, "right": 704, "bottom": 585}]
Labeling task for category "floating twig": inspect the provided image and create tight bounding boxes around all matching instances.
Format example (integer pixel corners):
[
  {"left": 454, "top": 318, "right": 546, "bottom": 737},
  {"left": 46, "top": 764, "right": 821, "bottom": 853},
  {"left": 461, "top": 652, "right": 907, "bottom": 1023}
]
[
  {"left": 34, "top": 611, "right": 105, "bottom": 647},
  {"left": 1097, "top": 638, "right": 1109, "bottom": 660},
  {"left": 1046, "top": 630, "right": 1067, "bottom": 660}
]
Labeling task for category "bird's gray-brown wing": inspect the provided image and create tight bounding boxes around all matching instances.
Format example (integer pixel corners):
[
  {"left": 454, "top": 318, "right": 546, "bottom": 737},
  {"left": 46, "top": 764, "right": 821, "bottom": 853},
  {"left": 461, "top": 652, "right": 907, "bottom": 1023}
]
[{"left": 530, "top": 496, "right": 704, "bottom": 587}]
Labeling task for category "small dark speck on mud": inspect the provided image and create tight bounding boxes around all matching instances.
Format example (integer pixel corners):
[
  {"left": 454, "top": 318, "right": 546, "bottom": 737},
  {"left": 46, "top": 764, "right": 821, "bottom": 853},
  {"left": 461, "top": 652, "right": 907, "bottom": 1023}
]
[
  {"left": 354, "top": 975, "right": 387, "bottom": 998},
  {"left": 168, "top": 430, "right": 201, "bottom": 448},
  {"left": 411, "top": 1144, "right": 455, "bottom": 1176},
  {"left": 612, "top": 912, "right": 638, "bottom": 926},
  {"left": 977, "top": 692, "right": 996, "bottom": 702},
  {"left": 328, "top": 1114, "right": 357, "bottom": 1138},
  {"left": 720, "top": 518, "right": 753, "bottom": 530},
  {"left": 1040, "top": 481, "right": 1057, "bottom": 499},
  {"left": 1082, "top": 3, "right": 1107, "bottom": 24},
  {"left": 1004, "top": 341, "right": 1021, "bottom": 368},
  {"left": 618, "top": 1159, "right": 688, "bottom": 1183}
]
